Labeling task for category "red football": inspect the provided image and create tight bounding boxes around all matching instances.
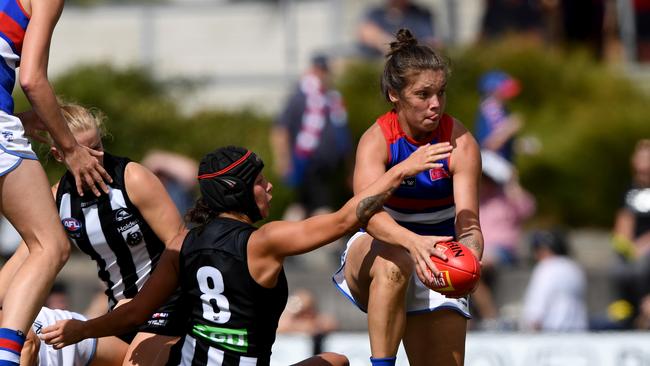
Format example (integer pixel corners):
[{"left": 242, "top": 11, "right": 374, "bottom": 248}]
[{"left": 425, "top": 241, "right": 481, "bottom": 298}]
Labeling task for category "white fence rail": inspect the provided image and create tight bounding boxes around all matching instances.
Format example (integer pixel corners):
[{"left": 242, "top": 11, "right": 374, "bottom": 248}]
[{"left": 272, "top": 332, "right": 650, "bottom": 366}]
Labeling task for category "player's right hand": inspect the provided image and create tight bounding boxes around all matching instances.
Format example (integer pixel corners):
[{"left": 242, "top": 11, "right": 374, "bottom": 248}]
[
  {"left": 40, "top": 319, "right": 86, "bottom": 349},
  {"left": 406, "top": 234, "right": 453, "bottom": 286},
  {"left": 63, "top": 145, "right": 113, "bottom": 197},
  {"left": 398, "top": 142, "right": 452, "bottom": 178}
]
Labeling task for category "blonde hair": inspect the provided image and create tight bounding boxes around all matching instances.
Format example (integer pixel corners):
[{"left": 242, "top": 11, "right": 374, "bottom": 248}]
[{"left": 59, "top": 102, "right": 107, "bottom": 137}]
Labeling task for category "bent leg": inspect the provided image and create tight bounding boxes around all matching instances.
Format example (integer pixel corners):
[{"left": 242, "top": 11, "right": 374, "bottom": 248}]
[
  {"left": 402, "top": 309, "right": 467, "bottom": 366},
  {"left": 0, "top": 160, "right": 70, "bottom": 333},
  {"left": 343, "top": 234, "right": 413, "bottom": 358},
  {"left": 122, "top": 333, "right": 178, "bottom": 366},
  {"left": 292, "top": 352, "right": 349, "bottom": 366}
]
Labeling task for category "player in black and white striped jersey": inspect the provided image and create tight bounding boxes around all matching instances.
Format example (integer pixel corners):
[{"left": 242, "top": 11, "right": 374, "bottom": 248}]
[{"left": 15, "top": 102, "right": 188, "bottom": 365}]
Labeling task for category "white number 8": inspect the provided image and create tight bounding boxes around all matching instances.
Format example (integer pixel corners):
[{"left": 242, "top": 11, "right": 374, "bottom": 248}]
[{"left": 197, "top": 266, "right": 231, "bottom": 323}]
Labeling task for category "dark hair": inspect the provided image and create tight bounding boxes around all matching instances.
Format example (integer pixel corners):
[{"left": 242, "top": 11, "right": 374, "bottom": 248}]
[
  {"left": 531, "top": 229, "right": 569, "bottom": 256},
  {"left": 185, "top": 198, "right": 219, "bottom": 226},
  {"left": 381, "top": 28, "right": 449, "bottom": 103}
]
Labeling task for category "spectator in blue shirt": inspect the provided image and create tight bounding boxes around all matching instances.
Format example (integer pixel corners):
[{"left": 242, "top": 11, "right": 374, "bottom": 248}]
[{"left": 475, "top": 70, "right": 522, "bottom": 163}]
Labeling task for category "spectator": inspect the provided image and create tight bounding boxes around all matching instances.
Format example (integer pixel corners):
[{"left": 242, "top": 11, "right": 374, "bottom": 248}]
[
  {"left": 609, "top": 139, "right": 650, "bottom": 327},
  {"left": 635, "top": 0, "right": 650, "bottom": 62},
  {"left": 558, "top": 0, "right": 607, "bottom": 59},
  {"left": 479, "top": 151, "right": 536, "bottom": 267},
  {"left": 481, "top": 0, "right": 545, "bottom": 41},
  {"left": 270, "top": 54, "right": 353, "bottom": 268},
  {"left": 357, "top": 0, "right": 439, "bottom": 58},
  {"left": 277, "top": 288, "right": 338, "bottom": 355},
  {"left": 44, "top": 282, "right": 70, "bottom": 311},
  {"left": 472, "top": 150, "right": 536, "bottom": 328},
  {"left": 475, "top": 70, "right": 523, "bottom": 163},
  {"left": 521, "top": 229, "right": 588, "bottom": 332},
  {"left": 141, "top": 150, "right": 198, "bottom": 216}
]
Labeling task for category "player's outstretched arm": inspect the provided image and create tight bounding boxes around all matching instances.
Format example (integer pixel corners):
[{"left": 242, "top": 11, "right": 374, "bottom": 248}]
[
  {"left": 249, "top": 143, "right": 447, "bottom": 264},
  {"left": 40, "top": 234, "right": 184, "bottom": 349}
]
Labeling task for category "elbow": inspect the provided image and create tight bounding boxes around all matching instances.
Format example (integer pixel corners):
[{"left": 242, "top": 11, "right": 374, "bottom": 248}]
[{"left": 19, "top": 72, "right": 48, "bottom": 97}]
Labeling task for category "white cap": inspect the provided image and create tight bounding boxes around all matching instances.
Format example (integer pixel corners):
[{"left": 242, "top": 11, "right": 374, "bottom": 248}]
[{"left": 481, "top": 150, "right": 513, "bottom": 184}]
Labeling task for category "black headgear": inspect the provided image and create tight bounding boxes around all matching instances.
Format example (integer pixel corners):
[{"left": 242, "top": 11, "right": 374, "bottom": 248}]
[{"left": 198, "top": 146, "right": 265, "bottom": 222}]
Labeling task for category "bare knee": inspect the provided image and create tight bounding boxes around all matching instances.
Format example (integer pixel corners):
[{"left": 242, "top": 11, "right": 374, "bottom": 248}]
[
  {"left": 27, "top": 239, "right": 70, "bottom": 269},
  {"left": 371, "top": 248, "right": 413, "bottom": 290}
]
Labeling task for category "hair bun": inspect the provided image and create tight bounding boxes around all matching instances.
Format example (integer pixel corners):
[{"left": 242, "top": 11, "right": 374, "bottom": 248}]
[{"left": 388, "top": 28, "right": 418, "bottom": 56}]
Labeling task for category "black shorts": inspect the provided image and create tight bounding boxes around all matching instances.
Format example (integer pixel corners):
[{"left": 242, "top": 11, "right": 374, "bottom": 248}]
[{"left": 116, "top": 290, "right": 186, "bottom": 344}]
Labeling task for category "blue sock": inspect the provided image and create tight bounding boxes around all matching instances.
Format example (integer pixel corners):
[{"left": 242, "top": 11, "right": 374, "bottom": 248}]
[
  {"left": 370, "top": 356, "right": 397, "bottom": 366},
  {"left": 0, "top": 328, "right": 25, "bottom": 365}
]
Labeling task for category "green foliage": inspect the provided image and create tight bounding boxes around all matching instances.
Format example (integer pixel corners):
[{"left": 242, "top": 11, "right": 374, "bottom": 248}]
[{"left": 13, "top": 64, "right": 292, "bottom": 220}]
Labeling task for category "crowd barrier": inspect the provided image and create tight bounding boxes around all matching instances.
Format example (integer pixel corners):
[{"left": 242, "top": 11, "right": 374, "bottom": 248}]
[{"left": 271, "top": 332, "right": 650, "bottom": 366}]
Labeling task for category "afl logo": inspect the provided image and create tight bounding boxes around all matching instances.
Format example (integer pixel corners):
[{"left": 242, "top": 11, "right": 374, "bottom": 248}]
[{"left": 62, "top": 218, "right": 82, "bottom": 232}]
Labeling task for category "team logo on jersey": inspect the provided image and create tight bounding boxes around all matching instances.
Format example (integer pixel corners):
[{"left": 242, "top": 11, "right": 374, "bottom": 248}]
[
  {"left": 401, "top": 176, "right": 416, "bottom": 187},
  {"left": 62, "top": 218, "right": 82, "bottom": 232},
  {"left": 33, "top": 320, "right": 43, "bottom": 335},
  {"left": 1, "top": 131, "right": 14, "bottom": 142},
  {"left": 114, "top": 208, "right": 133, "bottom": 222},
  {"left": 429, "top": 168, "right": 450, "bottom": 181},
  {"left": 126, "top": 230, "right": 143, "bottom": 246},
  {"left": 148, "top": 312, "right": 170, "bottom": 327}
]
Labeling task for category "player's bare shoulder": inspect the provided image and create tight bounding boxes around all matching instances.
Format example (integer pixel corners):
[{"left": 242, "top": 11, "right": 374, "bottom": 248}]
[
  {"left": 357, "top": 122, "right": 387, "bottom": 163},
  {"left": 449, "top": 117, "right": 480, "bottom": 173}
]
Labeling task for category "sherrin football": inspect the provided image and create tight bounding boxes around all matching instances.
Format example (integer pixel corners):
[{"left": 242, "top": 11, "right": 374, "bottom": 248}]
[{"left": 426, "top": 241, "right": 481, "bottom": 298}]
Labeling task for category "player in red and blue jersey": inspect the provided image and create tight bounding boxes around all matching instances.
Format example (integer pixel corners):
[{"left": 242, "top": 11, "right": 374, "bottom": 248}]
[
  {"left": 0, "top": 0, "right": 110, "bottom": 364},
  {"left": 333, "top": 29, "right": 483, "bottom": 366},
  {"left": 375, "top": 111, "right": 456, "bottom": 237}
]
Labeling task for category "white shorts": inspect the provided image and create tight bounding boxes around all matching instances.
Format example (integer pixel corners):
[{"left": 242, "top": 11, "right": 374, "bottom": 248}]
[
  {"left": 33, "top": 307, "right": 97, "bottom": 366},
  {"left": 332, "top": 231, "right": 471, "bottom": 317},
  {"left": 0, "top": 111, "right": 36, "bottom": 176}
]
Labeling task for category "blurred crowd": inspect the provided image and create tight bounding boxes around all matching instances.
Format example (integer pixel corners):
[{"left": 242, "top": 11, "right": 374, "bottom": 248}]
[{"left": 355, "top": 0, "right": 649, "bottom": 63}]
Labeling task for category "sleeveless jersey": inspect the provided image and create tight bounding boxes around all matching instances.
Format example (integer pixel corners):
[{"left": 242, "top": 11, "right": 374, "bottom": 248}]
[
  {"left": 377, "top": 110, "right": 456, "bottom": 236},
  {"left": 55, "top": 153, "right": 167, "bottom": 308},
  {"left": 0, "top": 0, "right": 28, "bottom": 115},
  {"left": 167, "top": 218, "right": 288, "bottom": 366}
]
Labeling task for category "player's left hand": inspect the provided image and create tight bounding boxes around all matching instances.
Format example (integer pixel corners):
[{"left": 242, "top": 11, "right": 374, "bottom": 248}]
[{"left": 40, "top": 319, "right": 86, "bottom": 349}]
